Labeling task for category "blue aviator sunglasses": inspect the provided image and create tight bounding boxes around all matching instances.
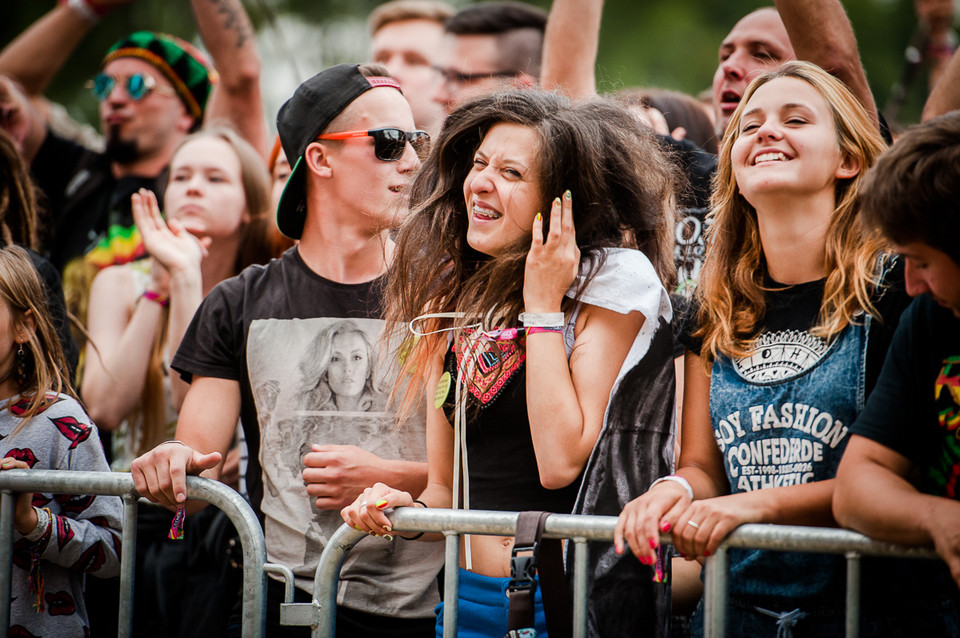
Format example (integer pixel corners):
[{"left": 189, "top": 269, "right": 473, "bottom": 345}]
[{"left": 86, "top": 72, "right": 173, "bottom": 101}]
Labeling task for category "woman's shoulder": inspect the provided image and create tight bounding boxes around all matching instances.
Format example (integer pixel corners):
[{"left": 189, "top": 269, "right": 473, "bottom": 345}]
[{"left": 573, "top": 248, "right": 672, "bottom": 321}]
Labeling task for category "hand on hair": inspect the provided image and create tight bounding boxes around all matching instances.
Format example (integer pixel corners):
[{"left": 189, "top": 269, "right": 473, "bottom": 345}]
[
  {"left": 0, "top": 457, "right": 37, "bottom": 535},
  {"left": 523, "top": 191, "right": 580, "bottom": 312},
  {"left": 132, "top": 189, "right": 210, "bottom": 286}
]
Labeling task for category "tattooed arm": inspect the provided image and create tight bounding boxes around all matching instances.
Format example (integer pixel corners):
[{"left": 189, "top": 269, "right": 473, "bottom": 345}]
[{"left": 191, "top": 0, "right": 268, "bottom": 158}]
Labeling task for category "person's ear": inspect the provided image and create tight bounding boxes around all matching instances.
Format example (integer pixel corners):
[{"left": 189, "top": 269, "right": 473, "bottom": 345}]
[
  {"left": 835, "top": 152, "right": 861, "bottom": 180},
  {"left": 17, "top": 309, "right": 35, "bottom": 343},
  {"left": 305, "top": 142, "right": 333, "bottom": 179}
]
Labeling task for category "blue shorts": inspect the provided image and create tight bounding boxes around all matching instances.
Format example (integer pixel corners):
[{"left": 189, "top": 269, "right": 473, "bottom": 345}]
[{"left": 435, "top": 568, "right": 548, "bottom": 638}]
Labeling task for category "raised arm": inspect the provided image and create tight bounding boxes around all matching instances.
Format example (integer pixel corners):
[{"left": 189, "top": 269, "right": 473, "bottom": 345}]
[
  {"left": 191, "top": 0, "right": 267, "bottom": 158},
  {"left": 540, "top": 0, "right": 603, "bottom": 99},
  {"left": 0, "top": 0, "right": 134, "bottom": 97},
  {"left": 775, "top": 0, "right": 879, "bottom": 127},
  {"left": 923, "top": 47, "right": 960, "bottom": 120}
]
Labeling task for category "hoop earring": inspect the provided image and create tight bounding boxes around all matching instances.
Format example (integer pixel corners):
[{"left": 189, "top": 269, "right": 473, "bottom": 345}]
[{"left": 15, "top": 344, "right": 26, "bottom": 387}]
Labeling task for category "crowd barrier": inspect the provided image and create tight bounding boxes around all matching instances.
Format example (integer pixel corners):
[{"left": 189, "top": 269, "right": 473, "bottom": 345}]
[
  {"left": 306, "top": 509, "right": 944, "bottom": 638},
  {"left": 0, "top": 469, "right": 267, "bottom": 638}
]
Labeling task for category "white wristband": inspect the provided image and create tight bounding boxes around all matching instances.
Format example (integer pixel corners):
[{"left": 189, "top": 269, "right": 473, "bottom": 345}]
[
  {"left": 649, "top": 475, "right": 694, "bottom": 501},
  {"left": 26, "top": 506, "right": 50, "bottom": 541},
  {"left": 518, "top": 312, "right": 564, "bottom": 328}
]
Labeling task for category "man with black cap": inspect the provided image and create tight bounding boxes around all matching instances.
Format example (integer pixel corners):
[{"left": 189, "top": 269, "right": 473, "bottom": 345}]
[{"left": 132, "top": 63, "right": 441, "bottom": 637}]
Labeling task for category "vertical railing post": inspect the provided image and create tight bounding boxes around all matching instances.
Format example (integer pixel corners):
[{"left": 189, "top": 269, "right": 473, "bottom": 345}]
[
  {"left": 117, "top": 494, "right": 138, "bottom": 638},
  {"left": 0, "top": 492, "right": 14, "bottom": 632},
  {"left": 845, "top": 551, "right": 861, "bottom": 638},
  {"left": 703, "top": 545, "right": 729, "bottom": 638},
  {"left": 442, "top": 532, "right": 460, "bottom": 638},
  {"left": 572, "top": 538, "right": 589, "bottom": 638}
]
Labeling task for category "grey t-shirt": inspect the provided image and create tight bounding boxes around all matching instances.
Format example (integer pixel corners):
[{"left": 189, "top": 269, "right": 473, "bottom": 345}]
[{"left": 173, "top": 247, "right": 441, "bottom": 618}]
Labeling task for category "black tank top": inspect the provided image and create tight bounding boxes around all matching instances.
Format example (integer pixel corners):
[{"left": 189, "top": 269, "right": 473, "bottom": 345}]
[{"left": 442, "top": 334, "right": 581, "bottom": 513}]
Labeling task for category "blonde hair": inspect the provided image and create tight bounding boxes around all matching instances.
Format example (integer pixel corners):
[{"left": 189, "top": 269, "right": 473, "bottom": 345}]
[
  {"left": 698, "top": 61, "right": 888, "bottom": 363},
  {"left": 0, "top": 246, "right": 78, "bottom": 426}
]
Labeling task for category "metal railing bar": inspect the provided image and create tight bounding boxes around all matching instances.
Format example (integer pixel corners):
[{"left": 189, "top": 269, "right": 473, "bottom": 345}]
[
  {"left": 572, "top": 538, "right": 589, "bottom": 638},
  {"left": 264, "top": 563, "right": 296, "bottom": 603},
  {"left": 118, "top": 493, "right": 138, "bottom": 638},
  {"left": 443, "top": 532, "right": 459, "bottom": 638},
  {"left": 0, "top": 493, "right": 13, "bottom": 633},
  {"left": 0, "top": 470, "right": 266, "bottom": 638},
  {"left": 703, "top": 545, "right": 728, "bottom": 638},
  {"left": 845, "top": 551, "right": 861, "bottom": 638},
  {"left": 716, "top": 523, "right": 939, "bottom": 559},
  {"left": 313, "top": 524, "right": 365, "bottom": 638}
]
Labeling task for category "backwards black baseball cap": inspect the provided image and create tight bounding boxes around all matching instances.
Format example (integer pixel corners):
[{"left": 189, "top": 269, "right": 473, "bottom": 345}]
[{"left": 276, "top": 64, "right": 402, "bottom": 239}]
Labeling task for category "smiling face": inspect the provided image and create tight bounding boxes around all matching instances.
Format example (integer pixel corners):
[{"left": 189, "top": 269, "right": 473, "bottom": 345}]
[
  {"left": 894, "top": 241, "right": 960, "bottom": 317},
  {"left": 327, "top": 331, "right": 370, "bottom": 400},
  {"left": 712, "top": 9, "right": 795, "bottom": 135},
  {"left": 165, "top": 136, "right": 248, "bottom": 239},
  {"left": 730, "top": 77, "right": 856, "bottom": 206},
  {"left": 463, "top": 122, "right": 543, "bottom": 257}
]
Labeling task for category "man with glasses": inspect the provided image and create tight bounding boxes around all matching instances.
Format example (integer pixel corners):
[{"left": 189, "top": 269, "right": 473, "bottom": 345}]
[
  {"left": 0, "top": 0, "right": 265, "bottom": 275},
  {"left": 433, "top": 1, "right": 547, "bottom": 114},
  {"left": 132, "top": 63, "right": 442, "bottom": 638},
  {"left": 368, "top": 0, "right": 454, "bottom": 139}
]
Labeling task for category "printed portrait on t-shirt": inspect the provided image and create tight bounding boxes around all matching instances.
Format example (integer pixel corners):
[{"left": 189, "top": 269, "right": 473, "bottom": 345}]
[{"left": 245, "top": 317, "right": 426, "bottom": 587}]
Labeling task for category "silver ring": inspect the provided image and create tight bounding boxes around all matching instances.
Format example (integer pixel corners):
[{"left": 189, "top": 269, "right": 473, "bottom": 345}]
[
  {"left": 360, "top": 500, "right": 368, "bottom": 508},
  {"left": 687, "top": 520, "right": 700, "bottom": 529}
]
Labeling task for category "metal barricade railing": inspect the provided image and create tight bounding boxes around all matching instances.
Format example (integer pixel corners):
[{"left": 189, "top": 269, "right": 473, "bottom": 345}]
[
  {"left": 298, "top": 507, "right": 617, "bottom": 638},
  {"left": 304, "top": 511, "right": 945, "bottom": 638},
  {"left": 702, "top": 524, "right": 940, "bottom": 638},
  {"left": 0, "top": 469, "right": 266, "bottom": 638}
]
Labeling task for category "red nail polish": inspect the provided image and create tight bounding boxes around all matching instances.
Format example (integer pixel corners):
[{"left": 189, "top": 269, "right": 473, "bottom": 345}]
[
  {"left": 649, "top": 538, "right": 658, "bottom": 549},
  {"left": 660, "top": 521, "right": 671, "bottom": 533},
  {"left": 704, "top": 550, "right": 711, "bottom": 557},
  {"left": 614, "top": 544, "right": 623, "bottom": 555}
]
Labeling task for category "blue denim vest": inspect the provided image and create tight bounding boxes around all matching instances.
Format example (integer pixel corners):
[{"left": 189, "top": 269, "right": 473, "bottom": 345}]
[{"left": 709, "top": 316, "right": 867, "bottom": 605}]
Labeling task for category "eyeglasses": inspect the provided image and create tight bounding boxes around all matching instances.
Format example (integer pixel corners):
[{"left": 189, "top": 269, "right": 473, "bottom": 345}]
[
  {"left": 86, "top": 72, "right": 176, "bottom": 101},
  {"left": 317, "top": 127, "right": 430, "bottom": 162},
  {"left": 433, "top": 66, "right": 518, "bottom": 89}
]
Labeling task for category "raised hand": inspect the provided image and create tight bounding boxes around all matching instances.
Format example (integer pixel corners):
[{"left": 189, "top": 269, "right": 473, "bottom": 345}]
[
  {"left": 523, "top": 190, "right": 580, "bottom": 313},
  {"left": 131, "top": 188, "right": 209, "bottom": 281}
]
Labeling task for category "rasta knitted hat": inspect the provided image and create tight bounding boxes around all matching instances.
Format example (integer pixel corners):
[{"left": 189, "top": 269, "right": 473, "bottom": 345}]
[{"left": 102, "top": 31, "right": 218, "bottom": 121}]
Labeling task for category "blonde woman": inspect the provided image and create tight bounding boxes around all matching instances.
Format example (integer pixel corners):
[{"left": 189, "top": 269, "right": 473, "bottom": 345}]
[{"left": 616, "top": 62, "right": 912, "bottom": 635}]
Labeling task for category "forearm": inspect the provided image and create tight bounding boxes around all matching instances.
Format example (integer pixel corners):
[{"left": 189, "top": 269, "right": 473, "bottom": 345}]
[
  {"left": 923, "top": 48, "right": 960, "bottom": 120},
  {"left": 191, "top": 0, "right": 267, "bottom": 157},
  {"left": 0, "top": 5, "right": 96, "bottom": 97},
  {"left": 540, "top": 0, "right": 602, "bottom": 99},
  {"left": 373, "top": 459, "right": 429, "bottom": 497},
  {"left": 166, "top": 269, "right": 204, "bottom": 409},
  {"left": 775, "top": 0, "right": 878, "bottom": 125},
  {"left": 835, "top": 462, "right": 938, "bottom": 545},
  {"left": 82, "top": 300, "right": 164, "bottom": 430},
  {"left": 728, "top": 479, "right": 837, "bottom": 527}
]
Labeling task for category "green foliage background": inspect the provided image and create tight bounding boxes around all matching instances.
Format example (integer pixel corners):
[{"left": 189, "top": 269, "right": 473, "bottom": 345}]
[{"left": 1, "top": 0, "right": 934, "bottom": 130}]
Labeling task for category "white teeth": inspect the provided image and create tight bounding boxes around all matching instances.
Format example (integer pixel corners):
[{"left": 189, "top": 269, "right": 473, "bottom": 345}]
[
  {"left": 754, "top": 152, "right": 787, "bottom": 164},
  {"left": 472, "top": 204, "right": 501, "bottom": 219}
]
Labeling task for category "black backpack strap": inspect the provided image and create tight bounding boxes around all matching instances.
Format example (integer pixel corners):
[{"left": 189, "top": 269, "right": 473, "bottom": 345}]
[{"left": 505, "top": 511, "right": 572, "bottom": 638}]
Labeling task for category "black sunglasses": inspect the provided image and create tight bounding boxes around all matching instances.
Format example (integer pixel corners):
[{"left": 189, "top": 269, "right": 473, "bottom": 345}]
[{"left": 317, "top": 127, "right": 430, "bottom": 162}]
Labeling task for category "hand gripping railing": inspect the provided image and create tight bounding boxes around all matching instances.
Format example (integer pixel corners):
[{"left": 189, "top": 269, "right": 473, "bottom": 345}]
[
  {"left": 701, "top": 524, "right": 940, "bottom": 638},
  {"left": 300, "top": 507, "right": 617, "bottom": 638},
  {"left": 0, "top": 470, "right": 266, "bottom": 638}
]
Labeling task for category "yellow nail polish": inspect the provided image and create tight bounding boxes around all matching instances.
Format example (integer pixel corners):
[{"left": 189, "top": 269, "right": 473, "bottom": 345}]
[
  {"left": 535, "top": 212, "right": 542, "bottom": 222},
  {"left": 384, "top": 534, "right": 394, "bottom": 541},
  {"left": 564, "top": 189, "right": 572, "bottom": 200},
  {"left": 375, "top": 498, "right": 388, "bottom": 509},
  {"left": 553, "top": 197, "right": 561, "bottom": 207}
]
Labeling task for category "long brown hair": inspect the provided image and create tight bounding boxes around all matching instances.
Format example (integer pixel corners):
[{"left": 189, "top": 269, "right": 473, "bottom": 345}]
[
  {"left": 387, "top": 90, "right": 679, "bottom": 416},
  {"left": 139, "top": 124, "right": 273, "bottom": 454},
  {"left": 0, "top": 131, "right": 40, "bottom": 251},
  {"left": 0, "top": 246, "right": 78, "bottom": 426},
  {"left": 697, "top": 61, "right": 888, "bottom": 364}
]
